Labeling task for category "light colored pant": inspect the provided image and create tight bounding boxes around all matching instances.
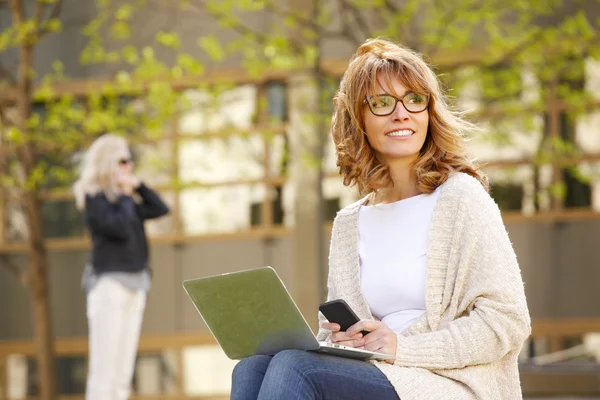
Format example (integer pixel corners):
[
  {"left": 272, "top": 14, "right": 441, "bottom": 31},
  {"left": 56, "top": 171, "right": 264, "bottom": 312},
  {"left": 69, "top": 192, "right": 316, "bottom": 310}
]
[{"left": 85, "top": 276, "right": 146, "bottom": 400}]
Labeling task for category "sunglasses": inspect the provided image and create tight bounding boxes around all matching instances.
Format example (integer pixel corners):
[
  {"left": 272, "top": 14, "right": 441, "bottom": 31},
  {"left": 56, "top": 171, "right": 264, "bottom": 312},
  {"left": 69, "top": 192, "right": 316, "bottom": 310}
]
[
  {"left": 119, "top": 157, "right": 133, "bottom": 165},
  {"left": 364, "top": 92, "right": 430, "bottom": 116}
]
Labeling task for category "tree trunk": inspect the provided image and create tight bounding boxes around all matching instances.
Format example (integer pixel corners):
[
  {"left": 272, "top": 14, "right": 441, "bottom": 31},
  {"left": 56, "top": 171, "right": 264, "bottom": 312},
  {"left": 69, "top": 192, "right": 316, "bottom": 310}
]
[
  {"left": 14, "top": 25, "right": 58, "bottom": 400},
  {"left": 24, "top": 191, "right": 57, "bottom": 400}
]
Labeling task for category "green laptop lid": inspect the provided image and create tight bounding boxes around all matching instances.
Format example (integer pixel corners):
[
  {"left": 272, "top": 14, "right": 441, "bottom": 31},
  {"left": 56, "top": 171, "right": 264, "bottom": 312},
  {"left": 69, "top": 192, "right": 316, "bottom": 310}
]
[{"left": 182, "top": 266, "right": 318, "bottom": 359}]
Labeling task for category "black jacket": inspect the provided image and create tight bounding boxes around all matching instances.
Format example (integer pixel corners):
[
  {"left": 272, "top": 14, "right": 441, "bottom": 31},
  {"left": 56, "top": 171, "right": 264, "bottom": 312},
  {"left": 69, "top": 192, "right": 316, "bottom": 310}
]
[{"left": 84, "top": 183, "right": 169, "bottom": 274}]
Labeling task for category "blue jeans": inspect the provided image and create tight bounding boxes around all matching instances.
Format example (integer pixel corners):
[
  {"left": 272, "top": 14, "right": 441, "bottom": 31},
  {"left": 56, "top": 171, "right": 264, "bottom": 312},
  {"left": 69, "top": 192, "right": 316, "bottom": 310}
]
[{"left": 230, "top": 349, "right": 400, "bottom": 400}]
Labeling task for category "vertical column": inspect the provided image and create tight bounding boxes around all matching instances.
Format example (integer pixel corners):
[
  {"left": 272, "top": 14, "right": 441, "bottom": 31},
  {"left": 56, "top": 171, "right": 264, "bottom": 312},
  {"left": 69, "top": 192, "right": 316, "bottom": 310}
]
[
  {"left": 258, "top": 83, "right": 274, "bottom": 231},
  {"left": 548, "top": 82, "right": 565, "bottom": 211},
  {"left": 171, "top": 117, "right": 183, "bottom": 237},
  {"left": 288, "top": 71, "right": 323, "bottom": 331}
]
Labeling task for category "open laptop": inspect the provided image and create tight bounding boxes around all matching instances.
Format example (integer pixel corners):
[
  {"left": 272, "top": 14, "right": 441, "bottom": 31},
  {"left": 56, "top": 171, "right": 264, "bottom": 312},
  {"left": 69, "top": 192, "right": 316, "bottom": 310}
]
[{"left": 182, "top": 266, "right": 393, "bottom": 361}]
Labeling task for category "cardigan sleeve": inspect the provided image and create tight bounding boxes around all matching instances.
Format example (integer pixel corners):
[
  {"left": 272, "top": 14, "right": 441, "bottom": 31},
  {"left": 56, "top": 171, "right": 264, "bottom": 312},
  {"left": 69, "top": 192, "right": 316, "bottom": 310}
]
[
  {"left": 393, "top": 181, "right": 531, "bottom": 369},
  {"left": 315, "top": 217, "right": 341, "bottom": 342}
]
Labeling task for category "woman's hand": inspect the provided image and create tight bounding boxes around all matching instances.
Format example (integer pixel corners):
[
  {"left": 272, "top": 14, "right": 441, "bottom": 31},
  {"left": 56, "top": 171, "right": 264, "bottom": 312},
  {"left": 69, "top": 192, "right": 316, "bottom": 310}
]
[
  {"left": 115, "top": 170, "right": 140, "bottom": 196},
  {"left": 346, "top": 320, "right": 397, "bottom": 364},
  {"left": 320, "top": 321, "right": 365, "bottom": 348}
]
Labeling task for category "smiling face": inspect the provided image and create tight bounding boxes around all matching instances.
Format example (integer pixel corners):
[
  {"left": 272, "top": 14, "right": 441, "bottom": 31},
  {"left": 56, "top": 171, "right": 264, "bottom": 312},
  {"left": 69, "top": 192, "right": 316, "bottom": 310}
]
[{"left": 363, "top": 73, "right": 430, "bottom": 166}]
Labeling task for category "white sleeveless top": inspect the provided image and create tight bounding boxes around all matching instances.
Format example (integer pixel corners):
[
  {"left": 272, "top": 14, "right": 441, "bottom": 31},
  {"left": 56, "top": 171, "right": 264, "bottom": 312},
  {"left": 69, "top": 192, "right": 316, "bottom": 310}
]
[{"left": 359, "top": 186, "right": 441, "bottom": 333}]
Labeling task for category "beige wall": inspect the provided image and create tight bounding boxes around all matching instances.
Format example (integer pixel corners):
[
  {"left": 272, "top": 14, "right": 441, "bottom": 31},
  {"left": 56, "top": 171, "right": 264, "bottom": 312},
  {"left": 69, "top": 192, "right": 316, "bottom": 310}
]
[{"left": 2, "top": 219, "right": 600, "bottom": 340}]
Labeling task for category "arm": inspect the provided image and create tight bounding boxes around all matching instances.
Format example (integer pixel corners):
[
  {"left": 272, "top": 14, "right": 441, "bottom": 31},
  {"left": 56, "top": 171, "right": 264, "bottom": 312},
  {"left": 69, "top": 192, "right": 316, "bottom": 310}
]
[
  {"left": 135, "top": 183, "right": 170, "bottom": 220},
  {"left": 85, "top": 195, "right": 137, "bottom": 240},
  {"left": 392, "top": 187, "right": 531, "bottom": 369}
]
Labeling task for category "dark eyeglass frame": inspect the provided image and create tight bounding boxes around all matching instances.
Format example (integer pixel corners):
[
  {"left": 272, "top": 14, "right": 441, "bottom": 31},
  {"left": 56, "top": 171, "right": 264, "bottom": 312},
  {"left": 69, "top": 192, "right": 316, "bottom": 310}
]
[
  {"left": 363, "top": 92, "right": 431, "bottom": 116},
  {"left": 119, "top": 158, "right": 133, "bottom": 165}
]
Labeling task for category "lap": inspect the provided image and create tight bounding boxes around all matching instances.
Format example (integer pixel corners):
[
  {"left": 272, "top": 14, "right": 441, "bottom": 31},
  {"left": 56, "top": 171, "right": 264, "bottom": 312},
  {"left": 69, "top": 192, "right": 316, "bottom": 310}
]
[{"left": 240, "top": 350, "right": 399, "bottom": 400}]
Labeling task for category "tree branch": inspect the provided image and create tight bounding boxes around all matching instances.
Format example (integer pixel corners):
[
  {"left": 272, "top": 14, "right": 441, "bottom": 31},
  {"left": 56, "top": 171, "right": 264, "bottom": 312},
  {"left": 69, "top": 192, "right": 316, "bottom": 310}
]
[
  {"left": 339, "top": 0, "right": 372, "bottom": 43},
  {"left": 35, "top": 0, "right": 44, "bottom": 24},
  {"left": 186, "top": 0, "right": 308, "bottom": 55},
  {"left": 9, "top": 0, "right": 23, "bottom": 25},
  {"left": 0, "top": 62, "right": 15, "bottom": 85},
  {"left": 38, "top": 0, "right": 63, "bottom": 36},
  {"left": 0, "top": 254, "right": 30, "bottom": 286},
  {"left": 421, "top": 0, "right": 463, "bottom": 58}
]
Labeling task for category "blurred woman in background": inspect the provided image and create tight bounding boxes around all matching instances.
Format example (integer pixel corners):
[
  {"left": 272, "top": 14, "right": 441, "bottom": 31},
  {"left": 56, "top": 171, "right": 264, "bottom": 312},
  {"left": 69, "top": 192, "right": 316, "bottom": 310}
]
[{"left": 73, "top": 133, "right": 169, "bottom": 400}]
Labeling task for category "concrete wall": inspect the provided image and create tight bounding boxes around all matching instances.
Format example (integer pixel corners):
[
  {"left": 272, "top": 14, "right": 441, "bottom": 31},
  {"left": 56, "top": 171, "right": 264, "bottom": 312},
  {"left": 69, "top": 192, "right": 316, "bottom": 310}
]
[
  {"left": 0, "top": 0, "right": 357, "bottom": 82},
  {"left": 1, "top": 218, "right": 600, "bottom": 341}
]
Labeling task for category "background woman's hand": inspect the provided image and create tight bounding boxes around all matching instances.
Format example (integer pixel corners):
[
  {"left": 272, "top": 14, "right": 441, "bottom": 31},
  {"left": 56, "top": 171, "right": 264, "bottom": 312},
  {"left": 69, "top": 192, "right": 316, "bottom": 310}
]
[
  {"left": 320, "top": 321, "right": 365, "bottom": 348},
  {"left": 346, "top": 320, "right": 397, "bottom": 364},
  {"left": 115, "top": 169, "right": 139, "bottom": 196}
]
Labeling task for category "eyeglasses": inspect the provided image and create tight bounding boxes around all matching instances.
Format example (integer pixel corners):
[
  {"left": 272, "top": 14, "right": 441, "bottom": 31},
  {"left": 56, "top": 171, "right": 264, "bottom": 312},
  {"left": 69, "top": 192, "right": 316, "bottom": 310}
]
[
  {"left": 119, "top": 158, "right": 132, "bottom": 165},
  {"left": 364, "top": 92, "right": 430, "bottom": 116}
]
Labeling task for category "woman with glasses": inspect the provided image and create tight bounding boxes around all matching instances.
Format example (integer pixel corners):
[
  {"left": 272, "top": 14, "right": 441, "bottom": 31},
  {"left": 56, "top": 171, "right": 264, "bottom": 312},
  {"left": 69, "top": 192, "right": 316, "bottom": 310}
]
[
  {"left": 231, "top": 38, "right": 530, "bottom": 399},
  {"left": 73, "top": 133, "right": 169, "bottom": 400}
]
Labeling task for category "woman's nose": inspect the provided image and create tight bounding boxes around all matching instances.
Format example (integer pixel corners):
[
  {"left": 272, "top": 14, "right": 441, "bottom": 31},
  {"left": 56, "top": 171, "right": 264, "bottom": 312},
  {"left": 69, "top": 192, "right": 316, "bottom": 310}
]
[{"left": 392, "top": 101, "right": 410, "bottom": 120}]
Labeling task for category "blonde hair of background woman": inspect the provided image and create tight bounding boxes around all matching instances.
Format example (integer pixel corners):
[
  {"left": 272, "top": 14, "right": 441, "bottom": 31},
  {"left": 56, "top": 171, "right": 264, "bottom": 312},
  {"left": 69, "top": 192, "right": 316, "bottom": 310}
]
[
  {"left": 73, "top": 133, "right": 129, "bottom": 210},
  {"left": 331, "top": 37, "right": 489, "bottom": 196}
]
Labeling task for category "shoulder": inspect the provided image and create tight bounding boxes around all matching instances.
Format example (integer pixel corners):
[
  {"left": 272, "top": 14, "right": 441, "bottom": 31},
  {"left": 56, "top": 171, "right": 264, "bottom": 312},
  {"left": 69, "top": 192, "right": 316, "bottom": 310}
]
[
  {"left": 337, "top": 194, "right": 369, "bottom": 216},
  {"left": 441, "top": 172, "right": 494, "bottom": 206},
  {"left": 440, "top": 172, "right": 503, "bottom": 227}
]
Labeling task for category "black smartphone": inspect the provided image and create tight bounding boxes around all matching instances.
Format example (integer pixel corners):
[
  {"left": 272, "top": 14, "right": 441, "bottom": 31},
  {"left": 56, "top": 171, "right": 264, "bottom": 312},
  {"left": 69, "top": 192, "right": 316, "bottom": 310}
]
[{"left": 319, "top": 299, "right": 370, "bottom": 336}]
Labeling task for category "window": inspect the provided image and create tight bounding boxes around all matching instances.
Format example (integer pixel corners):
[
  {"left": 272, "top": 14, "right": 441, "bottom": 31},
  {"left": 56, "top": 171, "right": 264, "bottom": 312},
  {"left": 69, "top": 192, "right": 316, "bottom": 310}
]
[
  {"left": 490, "top": 183, "right": 524, "bottom": 211},
  {"left": 266, "top": 81, "right": 287, "bottom": 122},
  {"left": 42, "top": 199, "right": 85, "bottom": 238}
]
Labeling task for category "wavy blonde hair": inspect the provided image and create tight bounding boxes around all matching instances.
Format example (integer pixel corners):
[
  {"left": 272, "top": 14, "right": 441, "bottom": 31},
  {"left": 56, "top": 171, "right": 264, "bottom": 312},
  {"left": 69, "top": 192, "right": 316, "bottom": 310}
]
[
  {"left": 73, "top": 133, "right": 129, "bottom": 210},
  {"left": 331, "top": 38, "right": 488, "bottom": 195}
]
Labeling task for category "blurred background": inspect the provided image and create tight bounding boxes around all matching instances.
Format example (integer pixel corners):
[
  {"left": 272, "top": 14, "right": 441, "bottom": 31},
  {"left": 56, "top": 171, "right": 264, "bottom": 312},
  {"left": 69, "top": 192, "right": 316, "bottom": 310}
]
[{"left": 1, "top": 0, "right": 600, "bottom": 399}]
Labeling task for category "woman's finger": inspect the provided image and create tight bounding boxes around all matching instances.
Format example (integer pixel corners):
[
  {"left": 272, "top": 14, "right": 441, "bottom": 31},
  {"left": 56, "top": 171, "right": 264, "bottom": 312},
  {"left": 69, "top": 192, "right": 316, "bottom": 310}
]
[{"left": 320, "top": 321, "right": 340, "bottom": 331}]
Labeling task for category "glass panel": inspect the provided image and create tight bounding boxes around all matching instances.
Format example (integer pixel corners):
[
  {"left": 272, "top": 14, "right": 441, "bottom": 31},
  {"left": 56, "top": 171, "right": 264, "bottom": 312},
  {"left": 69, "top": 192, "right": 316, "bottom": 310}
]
[
  {"left": 134, "top": 351, "right": 180, "bottom": 395},
  {"left": 576, "top": 110, "right": 600, "bottom": 153},
  {"left": 279, "top": 178, "right": 358, "bottom": 227},
  {"left": 180, "top": 184, "right": 267, "bottom": 234},
  {"left": 178, "top": 85, "right": 257, "bottom": 135},
  {"left": 268, "top": 134, "right": 288, "bottom": 177},
  {"left": 468, "top": 113, "right": 544, "bottom": 163},
  {"left": 42, "top": 199, "right": 86, "bottom": 238},
  {"left": 131, "top": 140, "right": 173, "bottom": 188},
  {"left": 578, "top": 161, "right": 600, "bottom": 212},
  {"left": 182, "top": 345, "right": 237, "bottom": 396},
  {"left": 10, "top": 355, "right": 87, "bottom": 396},
  {"left": 5, "top": 198, "right": 28, "bottom": 242},
  {"left": 266, "top": 81, "right": 287, "bottom": 122},
  {"left": 179, "top": 135, "right": 265, "bottom": 184},
  {"left": 322, "top": 176, "right": 360, "bottom": 209},
  {"left": 483, "top": 165, "right": 534, "bottom": 214}
]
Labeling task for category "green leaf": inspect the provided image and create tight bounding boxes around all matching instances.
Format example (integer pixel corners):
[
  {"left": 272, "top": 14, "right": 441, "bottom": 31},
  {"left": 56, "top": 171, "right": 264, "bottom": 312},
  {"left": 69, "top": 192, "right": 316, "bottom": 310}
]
[
  {"left": 0, "top": 29, "right": 13, "bottom": 52},
  {"left": 7, "top": 127, "right": 23, "bottom": 144},
  {"left": 52, "top": 60, "right": 64, "bottom": 73},
  {"left": 156, "top": 31, "right": 182, "bottom": 49},
  {"left": 177, "top": 53, "right": 205, "bottom": 74},
  {"left": 111, "top": 21, "right": 131, "bottom": 40},
  {"left": 115, "top": 4, "right": 134, "bottom": 21},
  {"left": 122, "top": 46, "right": 139, "bottom": 64},
  {"left": 198, "top": 35, "right": 225, "bottom": 62},
  {"left": 106, "top": 51, "right": 120, "bottom": 63},
  {"left": 43, "top": 18, "right": 62, "bottom": 33}
]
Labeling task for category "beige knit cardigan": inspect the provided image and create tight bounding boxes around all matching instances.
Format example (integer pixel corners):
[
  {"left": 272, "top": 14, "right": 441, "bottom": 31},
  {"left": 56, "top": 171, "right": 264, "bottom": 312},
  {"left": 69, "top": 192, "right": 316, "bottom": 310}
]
[{"left": 316, "top": 172, "right": 531, "bottom": 400}]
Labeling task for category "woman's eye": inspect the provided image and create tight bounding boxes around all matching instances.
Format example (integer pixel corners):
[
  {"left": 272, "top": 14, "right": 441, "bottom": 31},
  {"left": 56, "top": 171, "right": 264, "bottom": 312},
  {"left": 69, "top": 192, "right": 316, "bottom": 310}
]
[
  {"left": 374, "top": 97, "right": 393, "bottom": 107},
  {"left": 407, "top": 94, "right": 425, "bottom": 103}
]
